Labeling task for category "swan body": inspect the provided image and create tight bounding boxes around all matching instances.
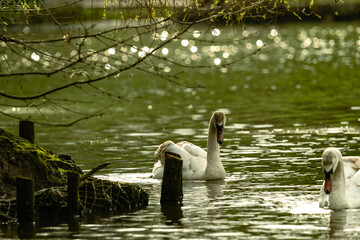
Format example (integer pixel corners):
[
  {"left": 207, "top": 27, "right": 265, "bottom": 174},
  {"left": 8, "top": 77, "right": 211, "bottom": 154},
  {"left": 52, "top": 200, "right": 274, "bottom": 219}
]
[
  {"left": 152, "top": 111, "right": 226, "bottom": 180},
  {"left": 319, "top": 147, "right": 360, "bottom": 209}
]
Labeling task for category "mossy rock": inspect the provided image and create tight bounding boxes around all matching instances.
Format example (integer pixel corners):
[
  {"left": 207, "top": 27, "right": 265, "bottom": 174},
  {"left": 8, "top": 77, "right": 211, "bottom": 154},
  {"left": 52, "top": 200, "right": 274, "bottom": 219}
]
[
  {"left": 0, "top": 128, "right": 149, "bottom": 220},
  {"left": 0, "top": 128, "right": 82, "bottom": 198}
]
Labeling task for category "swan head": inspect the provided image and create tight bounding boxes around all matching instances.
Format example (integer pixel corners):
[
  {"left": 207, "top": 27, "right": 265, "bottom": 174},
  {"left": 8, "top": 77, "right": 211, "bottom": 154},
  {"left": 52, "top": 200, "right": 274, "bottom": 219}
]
[
  {"left": 322, "top": 147, "right": 342, "bottom": 194},
  {"left": 211, "top": 111, "right": 226, "bottom": 145}
]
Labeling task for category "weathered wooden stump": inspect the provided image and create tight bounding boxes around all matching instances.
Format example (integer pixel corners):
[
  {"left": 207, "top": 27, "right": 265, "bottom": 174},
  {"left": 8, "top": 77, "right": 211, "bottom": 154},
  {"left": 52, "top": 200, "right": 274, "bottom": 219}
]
[
  {"left": 160, "top": 152, "right": 183, "bottom": 204},
  {"left": 16, "top": 177, "right": 34, "bottom": 223},
  {"left": 67, "top": 172, "right": 80, "bottom": 216},
  {"left": 19, "top": 120, "right": 34, "bottom": 144}
]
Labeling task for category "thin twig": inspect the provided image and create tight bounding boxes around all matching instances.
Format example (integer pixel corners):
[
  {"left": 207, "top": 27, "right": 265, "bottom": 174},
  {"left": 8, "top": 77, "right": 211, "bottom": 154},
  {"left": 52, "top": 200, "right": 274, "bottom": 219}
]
[
  {"left": 0, "top": 23, "right": 194, "bottom": 100},
  {"left": 80, "top": 162, "right": 112, "bottom": 181}
]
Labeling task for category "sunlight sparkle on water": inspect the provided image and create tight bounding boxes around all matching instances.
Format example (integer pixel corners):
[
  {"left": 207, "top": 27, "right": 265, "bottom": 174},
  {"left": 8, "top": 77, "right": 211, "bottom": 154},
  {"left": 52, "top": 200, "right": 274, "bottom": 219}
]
[
  {"left": 212, "top": 28, "right": 221, "bottom": 37},
  {"left": 104, "top": 63, "right": 111, "bottom": 70},
  {"left": 130, "top": 46, "right": 137, "bottom": 53},
  {"left": 270, "top": 29, "right": 278, "bottom": 37},
  {"left": 246, "top": 43, "right": 253, "bottom": 50},
  {"left": 256, "top": 40, "right": 264, "bottom": 48},
  {"left": 190, "top": 46, "right": 198, "bottom": 53},
  {"left": 193, "top": 30, "right": 201, "bottom": 38},
  {"left": 290, "top": 201, "right": 331, "bottom": 215},
  {"left": 23, "top": 26, "right": 30, "bottom": 33},
  {"left": 138, "top": 46, "right": 150, "bottom": 58},
  {"left": 242, "top": 30, "right": 249, "bottom": 37},
  {"left": 302, "top": 38, "right": 312, "bottom": 48},
  {"left": 31, "top": 52, "right": 40, "bottom": 61},
  {"left": 173, "top": 128, "right": 196, "bottom": 136},
  {"left": 160, "top": 31, "right": 168, "bottom": 41},
  {"left": 161, "top": 48, "right": 169, "bottom": 55},
  {"left": 98, "top": 173, "right": 157, "bottom": 184},
  {"left": 259, "top": 224, "right": 329, "bottom": 231},
  {"left": 210, "top": 45, "right": 220, "bottom": 52},
  {"left": 107, "top": 48, "right": 116, "bottom": 55},
  {"left": 181, "top": 39, "right": 189, "bottom": 47}
]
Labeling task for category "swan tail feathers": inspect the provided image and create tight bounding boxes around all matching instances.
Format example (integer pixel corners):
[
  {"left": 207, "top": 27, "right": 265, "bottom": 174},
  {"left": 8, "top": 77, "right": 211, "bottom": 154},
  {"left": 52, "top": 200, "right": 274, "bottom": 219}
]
[{"left": 154, "top": 140, "right": 175, "bottom": 165}]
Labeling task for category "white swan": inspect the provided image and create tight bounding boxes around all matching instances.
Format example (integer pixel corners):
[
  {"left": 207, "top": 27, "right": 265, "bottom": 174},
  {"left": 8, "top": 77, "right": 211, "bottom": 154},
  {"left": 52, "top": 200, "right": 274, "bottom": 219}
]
[
  {"left": 319, "top": 147, "right": 360, "bottom": 209},
  {"left": 152, "top": 111, "right": 226, "bottom": 180}
]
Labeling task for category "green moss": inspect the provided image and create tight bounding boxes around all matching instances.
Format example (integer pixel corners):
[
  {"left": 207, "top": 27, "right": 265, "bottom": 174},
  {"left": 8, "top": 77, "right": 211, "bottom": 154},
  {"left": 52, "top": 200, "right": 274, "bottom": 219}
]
[
  {"left": 0, "top": 128, "right": 82, "bottom": 198},
  {"left": 0, "top": 128, "right": 149, "bottom": 217}
]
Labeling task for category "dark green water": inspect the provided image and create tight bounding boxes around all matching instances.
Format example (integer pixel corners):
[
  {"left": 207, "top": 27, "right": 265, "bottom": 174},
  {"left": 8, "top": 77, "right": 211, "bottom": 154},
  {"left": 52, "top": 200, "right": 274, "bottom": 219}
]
[{"left": 1, "top": 21, "right": 360, "bottom": 239}]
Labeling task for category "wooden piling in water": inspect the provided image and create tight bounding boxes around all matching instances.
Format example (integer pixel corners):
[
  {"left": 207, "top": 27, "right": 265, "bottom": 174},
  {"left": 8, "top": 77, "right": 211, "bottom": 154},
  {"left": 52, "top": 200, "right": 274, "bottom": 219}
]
[
  {"left": 160, "top": 152, "right": 183, "bottom": 204},
  {"left": 19, "top": 120, "right": 34, "bottom": 143},
  {"left": 16, "top": 177, "right": 34, "bottom": 224},
  {"left": 67, "top": 172, "right": 80, "bottom": 216}
]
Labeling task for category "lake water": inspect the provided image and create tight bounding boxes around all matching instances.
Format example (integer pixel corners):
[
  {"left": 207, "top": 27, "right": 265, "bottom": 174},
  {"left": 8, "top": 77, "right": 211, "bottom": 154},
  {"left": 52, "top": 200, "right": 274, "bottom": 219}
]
[{"left": 1, "top": 21, "right": 360, "bottom": 239}]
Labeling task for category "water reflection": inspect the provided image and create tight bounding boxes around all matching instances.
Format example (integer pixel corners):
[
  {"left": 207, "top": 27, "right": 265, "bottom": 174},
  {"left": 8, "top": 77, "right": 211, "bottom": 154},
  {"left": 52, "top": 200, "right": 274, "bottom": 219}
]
[
  {"left": 18, "top": 222, "right": 35, "bottom": 239},
  {"left": 161, "top": 203, "right": 183, "bottom": 225},
  {"left": 328, "top": 210, "right": 360, "bottom": 238}
]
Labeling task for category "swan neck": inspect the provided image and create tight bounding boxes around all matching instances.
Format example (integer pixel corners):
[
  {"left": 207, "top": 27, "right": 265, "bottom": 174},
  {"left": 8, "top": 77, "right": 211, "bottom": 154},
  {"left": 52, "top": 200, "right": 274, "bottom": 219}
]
[
  {"left": 204, "top": 117, "right": 225, "bottom": 180},
  {"left": 329, "top": 159, "right": 349, "bottom": 209},
  {"left": 207, "top": 124, "right": 220, "bottom": 162}
]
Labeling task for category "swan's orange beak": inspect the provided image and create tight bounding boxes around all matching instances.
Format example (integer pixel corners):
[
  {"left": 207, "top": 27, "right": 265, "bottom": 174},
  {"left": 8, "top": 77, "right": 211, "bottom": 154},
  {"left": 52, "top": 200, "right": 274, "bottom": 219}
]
[
  {"left": 216, "top": 125, "right": 224, "bottom": 145},
  {"left": 324, "top": 171, "right": 333, "bottom": 194}
]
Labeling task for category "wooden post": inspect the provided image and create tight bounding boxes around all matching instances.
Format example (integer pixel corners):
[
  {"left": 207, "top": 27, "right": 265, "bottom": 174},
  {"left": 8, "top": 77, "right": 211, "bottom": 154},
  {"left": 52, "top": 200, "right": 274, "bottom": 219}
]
[
  {"left": 19, "top": 120, "right": 34, "bottom": 143},
  {"left": 160, "top": 152, "right": 183, "bottom": 204},
  {"left": 16, "top": 177, "right": 34, "bottom": 224},
  {"left": 67, "top": 172, "right": 80, "bottom": 216}
]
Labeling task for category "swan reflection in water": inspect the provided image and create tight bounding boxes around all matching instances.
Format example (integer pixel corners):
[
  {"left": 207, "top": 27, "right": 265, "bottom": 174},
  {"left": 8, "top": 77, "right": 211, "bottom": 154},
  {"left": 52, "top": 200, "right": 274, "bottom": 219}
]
[{"left": 328, "top": 209, "right": 360, "bottom": 238}]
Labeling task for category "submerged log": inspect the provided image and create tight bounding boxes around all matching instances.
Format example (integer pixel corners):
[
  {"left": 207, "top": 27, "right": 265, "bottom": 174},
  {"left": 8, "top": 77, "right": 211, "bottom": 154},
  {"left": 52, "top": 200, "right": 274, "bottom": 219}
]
[{"left": 160, "top": 152, "right": 183, "bottom": 204}]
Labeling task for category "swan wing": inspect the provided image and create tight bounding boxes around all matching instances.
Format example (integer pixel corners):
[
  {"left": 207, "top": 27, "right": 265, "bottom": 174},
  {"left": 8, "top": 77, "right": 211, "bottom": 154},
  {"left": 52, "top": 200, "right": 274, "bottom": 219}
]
[
  {"left": 152, "top": 160, "right": 163, "bottom": 179},
  {"left": 175, "top": 141, "right": 207, "bottom": 179},
  {"left": 343, "top": 157, "right": 360, "bottom": 208},
  {"left": 346, "top": 169, "right": 360, "bottom": 208},
  {"left": 177, "top": 141, "right": 207, "bottom": 158},
  {"left": 343, "top": 157, "right": 360, "bottom": 179},
  {"left": 152, "top": 141, "right": 207, "bottom": 179}
]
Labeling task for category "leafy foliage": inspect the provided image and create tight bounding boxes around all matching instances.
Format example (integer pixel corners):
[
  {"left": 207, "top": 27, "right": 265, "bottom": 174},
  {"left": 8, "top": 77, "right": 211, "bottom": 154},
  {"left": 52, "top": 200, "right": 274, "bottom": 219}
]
[
  {"left": 0, "top": 0, "right": 320, "bottom": 125},
  {"left": 0, "top": 0, "right": 43, "bottom": 31}
]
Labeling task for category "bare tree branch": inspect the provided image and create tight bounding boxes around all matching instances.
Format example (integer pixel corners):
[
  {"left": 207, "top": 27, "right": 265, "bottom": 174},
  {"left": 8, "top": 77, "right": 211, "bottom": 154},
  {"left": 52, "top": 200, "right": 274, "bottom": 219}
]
[
  {"left": 1, "top": 22, "right": 194, "bottom": 100},
  {"left": 0, "top": 0, "right": 314, "bottom": 125}
]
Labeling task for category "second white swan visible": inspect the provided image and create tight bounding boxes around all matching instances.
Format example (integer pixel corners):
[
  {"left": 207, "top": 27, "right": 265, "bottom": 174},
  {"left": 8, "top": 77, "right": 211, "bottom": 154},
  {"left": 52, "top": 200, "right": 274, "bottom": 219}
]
[
  {"left": 319, "top": 147, "right": 360, "bottom": 209},
  {"left": 152, "top": 110, "right": 226, "bottom": 180}
]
